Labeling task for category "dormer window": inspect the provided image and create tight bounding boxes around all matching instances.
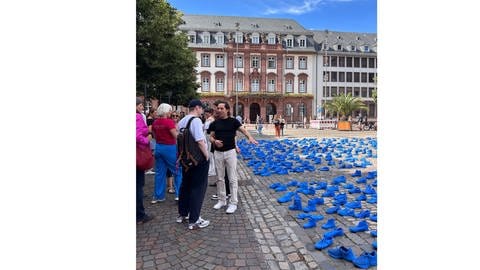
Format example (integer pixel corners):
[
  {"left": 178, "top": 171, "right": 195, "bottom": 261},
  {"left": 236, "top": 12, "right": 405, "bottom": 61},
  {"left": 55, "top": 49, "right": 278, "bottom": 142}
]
[
  {"left": 336, "top": 44, "right": 342, "bottom": 50},
  {"left": 363, "top": 45, "right": 370, "bottom": 52},
  {"left": 235, "top": 32, "right": 243, "bottom": 43},
  {"left": 251, "top": 33, "right": 260, "bottom": 44},
  {"left": 216, "top": 33, "right": 224, "bottom": 44},
  {"left": 202, "top": 32, "right": 210, "bottom": 44},
  {"left": 350, "top": 45, "right": 356, "bottom": 51},
  {"left": 286, "top": 35, "right": 293, "bottom": 48},
  {"left": 298, "top": 35, "right": 306, "bottom": 48},
  {"left": 267, "top": 33, "right": 276, "bottom": 44},
  {"left": 187, "top": 31, "right": 196, "bottom": 43}
]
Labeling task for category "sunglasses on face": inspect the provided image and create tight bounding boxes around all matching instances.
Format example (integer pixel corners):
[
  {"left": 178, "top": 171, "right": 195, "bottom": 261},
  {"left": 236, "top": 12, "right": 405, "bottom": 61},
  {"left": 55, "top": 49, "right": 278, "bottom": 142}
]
[{"left": 171, "top": 115, "right": 179, "bottom": 118}]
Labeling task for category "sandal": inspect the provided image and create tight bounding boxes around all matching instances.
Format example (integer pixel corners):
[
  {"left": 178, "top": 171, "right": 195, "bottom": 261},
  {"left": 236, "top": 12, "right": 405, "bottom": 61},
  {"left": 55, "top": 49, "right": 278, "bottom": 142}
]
[{"left": 167, "top": 188, "right": 175, "bottom": 194}]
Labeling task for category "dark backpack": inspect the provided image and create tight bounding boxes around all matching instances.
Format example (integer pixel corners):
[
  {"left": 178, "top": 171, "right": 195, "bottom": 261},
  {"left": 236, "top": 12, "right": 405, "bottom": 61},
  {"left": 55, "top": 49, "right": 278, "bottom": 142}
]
[{"left": 177, "top": 117, "right": 206, "bottom": 171}]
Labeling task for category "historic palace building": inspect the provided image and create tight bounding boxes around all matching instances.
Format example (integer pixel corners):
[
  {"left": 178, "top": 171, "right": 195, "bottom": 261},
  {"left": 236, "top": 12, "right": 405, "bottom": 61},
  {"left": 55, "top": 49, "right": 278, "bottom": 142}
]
[{"left": 178, "top": 14, "right": 377, "bottom": 123}]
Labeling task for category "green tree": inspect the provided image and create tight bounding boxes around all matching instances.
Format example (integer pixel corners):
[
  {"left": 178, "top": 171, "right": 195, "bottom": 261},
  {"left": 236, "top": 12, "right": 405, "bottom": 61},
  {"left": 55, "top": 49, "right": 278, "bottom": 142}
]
[
  {"left": 137, "top": 0, "right": 199, "bottom": 106},
  {"left": 324, "top": 93, "right": 368, "bottom": 121}
]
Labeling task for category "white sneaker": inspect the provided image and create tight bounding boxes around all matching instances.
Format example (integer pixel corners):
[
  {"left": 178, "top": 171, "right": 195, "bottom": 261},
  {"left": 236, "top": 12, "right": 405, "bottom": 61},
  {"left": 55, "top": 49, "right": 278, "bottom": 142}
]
[
  {"left": 213, "top": 201, "right": 227, "bottom": 209},
  {"left": 226, "top": 204, "right": 237, "bottom": 214},
  {"left": 145, "top": 170, "right": 155, "bottom": 175},
  {"left": 188, "top": 217, "right": 210, "bottom": 230}
]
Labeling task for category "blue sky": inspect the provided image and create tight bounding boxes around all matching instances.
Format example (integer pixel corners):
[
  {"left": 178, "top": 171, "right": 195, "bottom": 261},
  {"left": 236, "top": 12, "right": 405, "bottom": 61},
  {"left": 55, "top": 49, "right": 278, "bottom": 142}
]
[{"left": 167, "top": 0, "right": 376, "bottom": 33}]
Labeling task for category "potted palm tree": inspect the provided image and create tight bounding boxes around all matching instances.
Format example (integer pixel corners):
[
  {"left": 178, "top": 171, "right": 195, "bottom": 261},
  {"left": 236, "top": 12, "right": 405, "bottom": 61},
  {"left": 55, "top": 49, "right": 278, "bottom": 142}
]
[{"left": 325, "top": 93, "right": 368, "bottom": 131}]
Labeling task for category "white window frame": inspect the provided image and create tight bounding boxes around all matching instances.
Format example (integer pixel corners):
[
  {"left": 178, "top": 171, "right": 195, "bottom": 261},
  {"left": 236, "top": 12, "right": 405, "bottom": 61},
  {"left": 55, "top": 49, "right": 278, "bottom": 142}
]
[
  {"left": 286, "top": 56, "right": 294, "bottom": 69},
  {"left": 268, "top": 79, "right": 275, "bottom": 92},
  {"left": 286, "top": 79, "right": 293, "bottom": 93},
  {"left": 216, "top": 33, "right": 224, "bottom": 44},
  {"left": 252, "top": 33, "right": 260, "bottom": 44},
  {"left": 235, "top": 32, "right": 243, "bottom": 43},
  {"left": 299, "top": 79, "right": 306, "bottom": 93},
  {"left": 286, "top": 39, "right": 293, "bottom": 48},
  {"left": 235, "top": 55, "right": 243, "bottom": 68},
  {"left": 267, "top": 33, "right": 276, "bottom": 44},
  {"left": 251, "top": 79, "right": 260, "bottom": 92},
  {"left": 202, "top": 77, "right": 210, "bottom": 91},
  {"left": 299, "top": 57, "right": 307, "bottom": 69},
  {"left": 202, "top": 32, "right": 210, "bottom": 44},
  {"left": 267, "top": 56, "right": 276, "bottom": 69},
  {"left": 216, "top": 78, "right": 224, "bottom": 92},
  {"left": 299, "top": 39, "right": 306, "bottom": 48},
  {"left": 251, "top": 56, "right": 259, "bottom": 68},
  {"left": 201, "top": 54, "right": 210, "bottom": 67},
  {"left": 235, "top": 77, "right": 243, "bottom": 91},
  {"left": 215, "top": 54, "right": 224, "bottom": 67}
]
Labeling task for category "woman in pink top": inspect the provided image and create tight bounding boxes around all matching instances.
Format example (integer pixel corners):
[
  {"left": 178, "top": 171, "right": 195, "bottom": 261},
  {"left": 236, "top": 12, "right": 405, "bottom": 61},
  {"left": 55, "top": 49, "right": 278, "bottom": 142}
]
[
  {"left": 136, "top": 98, "right": 154, "bottom": 224},
  {"left": 151, "top": 103, "right": 182, "bottom": 202}
]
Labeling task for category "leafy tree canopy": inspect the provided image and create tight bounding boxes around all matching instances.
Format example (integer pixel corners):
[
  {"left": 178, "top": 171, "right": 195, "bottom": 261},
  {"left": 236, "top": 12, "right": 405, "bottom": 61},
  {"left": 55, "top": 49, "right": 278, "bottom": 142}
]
[{"left": 137, "top": 0, "right": 199, "bottom": 106}]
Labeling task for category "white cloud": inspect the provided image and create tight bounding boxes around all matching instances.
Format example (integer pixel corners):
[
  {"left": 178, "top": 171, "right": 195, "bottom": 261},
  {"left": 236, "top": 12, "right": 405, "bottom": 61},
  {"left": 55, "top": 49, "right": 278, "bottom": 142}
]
[{"left": 262, "top": 0, "right": 353, "bottom": 15}]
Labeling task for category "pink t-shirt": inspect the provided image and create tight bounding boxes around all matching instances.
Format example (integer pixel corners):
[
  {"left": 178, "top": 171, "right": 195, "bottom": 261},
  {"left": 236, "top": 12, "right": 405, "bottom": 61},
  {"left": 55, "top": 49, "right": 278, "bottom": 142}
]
[{"left": 152, "top": 118, "right": 176, "bottom": 145}]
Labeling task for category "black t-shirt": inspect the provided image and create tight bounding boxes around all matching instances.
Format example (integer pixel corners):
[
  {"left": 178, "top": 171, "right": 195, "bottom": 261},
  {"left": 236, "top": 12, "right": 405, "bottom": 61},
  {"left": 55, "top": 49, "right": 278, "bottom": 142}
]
[{"left": 208, "top": 117, "right": 241, "bottom": 152}]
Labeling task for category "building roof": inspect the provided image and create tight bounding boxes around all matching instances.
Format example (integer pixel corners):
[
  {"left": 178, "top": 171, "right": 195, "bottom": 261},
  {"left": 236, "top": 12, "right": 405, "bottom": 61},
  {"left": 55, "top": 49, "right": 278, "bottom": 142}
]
[
  {"left": 179, "top": 14, "right": 314, "bottom": 35},
  {"left": 313, "top": 30, "right": 377, "bottom": 52}
]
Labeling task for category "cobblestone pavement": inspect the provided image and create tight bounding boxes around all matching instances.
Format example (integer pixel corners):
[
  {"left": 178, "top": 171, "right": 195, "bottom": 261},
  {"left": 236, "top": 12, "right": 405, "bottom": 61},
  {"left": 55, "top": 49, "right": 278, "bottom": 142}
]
[{"left": 137, "top": 127, "right": 377, "bottom": 269}]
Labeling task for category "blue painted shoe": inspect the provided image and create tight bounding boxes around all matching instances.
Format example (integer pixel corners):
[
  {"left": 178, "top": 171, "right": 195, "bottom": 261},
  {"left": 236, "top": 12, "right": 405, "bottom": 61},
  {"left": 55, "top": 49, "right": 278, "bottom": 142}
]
[
  {"left": 372, "top": 240, "right": 377, "bottom": 249},
  {"left": 354, "top": 210, "right": 371, "bottom": 218},
  {"left": 349, "top": 220, "right": 369, "bottom": 233},
  {"left": 313, "top": 197, "right": 324, "bottom": 205},
  {"left": 355, "top": 193, "right": 367, "bottom": 201},
  {"left": 303, "top": 217, "right": 318, "bottom": 229},
  {"left": 363, "top": 185, "right": 376, "bottom": 195},
  {"left": 274, "top": 185, "right": 287, "bottom": 192},
  {"left": 314, "top": 236, "right": 334, "bottom": 250},
  {"left": 315, "top": 181, "right": 328, "bottom": 190},
  {"left": 286, "top": 180, "right": 298, "bottom": 187},
  {"left": 337, "top": 208, "right": 355, "bottom": 217},
  {"left": 296, "top": 213, "right": 312, "bottom": 219},
  {"left": 288, "top": 194, "right": 303, "bottom": 211},
  {"left": 325, "top": 206, "right": 340, "bottom": 214},
  {"left": 321, "top": 218, "right": 336, "bottom": 229},
  {"left": 356, "top": 177, "right": 367, "bottom": 184},
  {"left": 277, "top": 191, "right": 295, "bottom": 203},
  {"left": 370, "top": 230, "right": 377, "bottom": 237},
  {"left": 367, "top": 195, "right": 377, "bottom": 204},
  {"left": 331, "top": 175, "right": 346, "bottom": 185},
  {"left": 323, "top": 227, "right": 344, "bottom": 238},
  {"left": 302, "top": 199, "right": 317, "bottom": 213},
  {"left": 326, "top": 185, "right": 339, "bottom": 192},
  {"left": 345, "top": 201, "right": 362, "bottom": 209},
  {"left": 327, "top": 246, "right": 356, "bottom": 262},
  {"left": 348, "top": 186, "right": 362, "bottom": 194},
  {"left": 343, "top": 183, "right": 354, "bottom": 189},
  {"left": 321, "top": 190, "right": 335, "bottom": 197},
  {"left": 370, "top": 214, "right": 377, "bottom": 222},
  {"left": 351, "top": 170, "right": 362, "bottom": 177},
  {"left": 319, "top": 166, "right": 329, "bottom": 171},
  {"left": 269, "top": 182, "right": 281, "bottom": 189},
  {"left": 371, "top": 179, "right": 377, "bottom": 187},
  {"left": 353, "top": 251, "right": 377, "bottom": 269}
]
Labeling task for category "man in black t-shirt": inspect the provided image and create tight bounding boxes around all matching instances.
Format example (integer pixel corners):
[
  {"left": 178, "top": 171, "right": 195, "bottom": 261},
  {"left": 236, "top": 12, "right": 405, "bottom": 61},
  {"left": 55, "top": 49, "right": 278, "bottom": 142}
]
[{"left": 208, "top": 101, "right": 258, "bottom": 214}]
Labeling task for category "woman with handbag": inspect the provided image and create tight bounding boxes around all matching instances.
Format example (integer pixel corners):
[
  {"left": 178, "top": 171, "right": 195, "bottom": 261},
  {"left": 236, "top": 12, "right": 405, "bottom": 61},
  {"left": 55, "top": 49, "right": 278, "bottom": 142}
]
[{"left": 136, "top": 98, "right": 154, "bottom": 224}]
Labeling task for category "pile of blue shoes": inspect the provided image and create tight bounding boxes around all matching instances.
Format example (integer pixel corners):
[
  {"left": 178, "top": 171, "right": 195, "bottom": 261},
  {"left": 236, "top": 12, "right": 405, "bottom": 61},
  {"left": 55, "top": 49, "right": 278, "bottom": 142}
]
[
  {"left": 258, "top": 137, "right": 377, "bottom": 264},
  {"left": 327, "top": 246, "right": 377, "bottom": 269}
]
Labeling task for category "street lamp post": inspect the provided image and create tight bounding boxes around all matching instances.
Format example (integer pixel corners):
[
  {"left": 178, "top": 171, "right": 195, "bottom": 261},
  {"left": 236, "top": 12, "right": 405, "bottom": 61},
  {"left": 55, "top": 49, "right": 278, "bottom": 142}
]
[{"left": 234, "top": 22, "right": 240, "bottom": 118}]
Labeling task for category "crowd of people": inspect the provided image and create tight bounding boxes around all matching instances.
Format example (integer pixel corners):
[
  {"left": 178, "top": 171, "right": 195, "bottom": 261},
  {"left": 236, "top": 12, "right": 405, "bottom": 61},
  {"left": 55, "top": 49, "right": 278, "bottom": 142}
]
[{"left": 136, "top": 97, "right": 258, "bottom": 230}]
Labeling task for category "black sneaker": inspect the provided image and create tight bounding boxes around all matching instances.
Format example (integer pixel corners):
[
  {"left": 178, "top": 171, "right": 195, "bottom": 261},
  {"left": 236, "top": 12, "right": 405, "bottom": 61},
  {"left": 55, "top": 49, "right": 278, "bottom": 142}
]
[{"left": 137, "top": 215, "right": 154, "bottom": 225}]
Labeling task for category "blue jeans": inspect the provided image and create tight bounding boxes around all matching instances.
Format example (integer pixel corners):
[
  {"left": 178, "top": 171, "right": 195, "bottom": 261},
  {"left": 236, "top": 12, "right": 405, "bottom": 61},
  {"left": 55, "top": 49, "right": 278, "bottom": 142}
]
[
  {"left": 153, "top": 143, "right": 182, "bottom": 200},
  {"left": 178, "top": 160, "right": 209, "bottom": 224},
  {"left": 136, "top": 168, "right": 146, "bottom": 221}
]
